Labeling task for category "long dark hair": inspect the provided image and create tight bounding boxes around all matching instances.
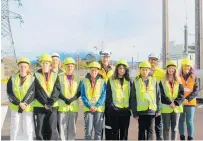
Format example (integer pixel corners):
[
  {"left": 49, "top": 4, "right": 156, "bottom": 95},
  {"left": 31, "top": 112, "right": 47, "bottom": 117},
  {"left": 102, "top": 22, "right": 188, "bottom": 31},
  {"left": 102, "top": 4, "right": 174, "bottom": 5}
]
[{"left": 113, "top": 64, "right": 130, "bottom": 81}]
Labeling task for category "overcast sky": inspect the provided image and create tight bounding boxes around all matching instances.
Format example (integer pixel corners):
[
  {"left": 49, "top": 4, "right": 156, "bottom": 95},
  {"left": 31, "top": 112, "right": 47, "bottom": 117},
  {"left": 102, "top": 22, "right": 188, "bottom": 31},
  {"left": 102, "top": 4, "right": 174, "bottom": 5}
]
[{"left": 5, "top": 0, "right": 195, "bottom": 61}]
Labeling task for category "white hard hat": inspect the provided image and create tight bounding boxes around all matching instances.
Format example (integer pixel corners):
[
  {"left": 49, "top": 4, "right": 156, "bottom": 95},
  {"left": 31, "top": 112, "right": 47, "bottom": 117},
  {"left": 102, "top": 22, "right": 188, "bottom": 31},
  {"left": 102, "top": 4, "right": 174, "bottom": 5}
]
[
  {"left": 148, "top": 53, "right": 159, "bottom": 60},
  {"left": 51, "top": 53, "right": 60, "bottom": 58},
  {"left": 99, "top": 50, "right": 112, "bottom": 57}
]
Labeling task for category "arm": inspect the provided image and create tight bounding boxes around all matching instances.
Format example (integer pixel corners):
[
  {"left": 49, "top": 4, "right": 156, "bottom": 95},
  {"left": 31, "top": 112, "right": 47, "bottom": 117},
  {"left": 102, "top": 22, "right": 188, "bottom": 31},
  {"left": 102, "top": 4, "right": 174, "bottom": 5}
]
[
  {"left": 7, "top": 77, "right": 20, "bottom": 105},
  {"left": 81, "top": 82, "right": 92, "bottom": 109},
  {"left": 156, "top": 82, "right": 161, "bottom": 114},
  {"left": 185, "top": 78, "right": 198, "bottom": 102},
  {"left": 159, "top": 82, "right": 172, "bottom": 105},
  {"left": 130, "top": 80, "right": 138, "bottom": 118},
  {"left": 22, "top": 81, "right": 35, "bottom": 105},
  {"left": 95, "top": 83, "right": 106, "bottom": 107},
  {"left": 105, "top": 80, "right": 113, "bottom": 110},
  {"left": 69, "top": 80, "right": 82, "bottom": 103},
  {"left": 48, "top": 77, "right": 61, "bottom": 106},
  {"left": 35, "top": 78, "right": 49, "bottom": 105},
  {"left": 174, "top": 84, "right": 185, "bottom": 106}
]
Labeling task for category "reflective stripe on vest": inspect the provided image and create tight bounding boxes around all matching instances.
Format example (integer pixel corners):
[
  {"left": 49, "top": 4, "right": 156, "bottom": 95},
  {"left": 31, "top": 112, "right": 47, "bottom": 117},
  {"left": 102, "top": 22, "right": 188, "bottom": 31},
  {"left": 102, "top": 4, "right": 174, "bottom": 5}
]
[
  {"left": 161, "top": 80, "right": 183, "bottom": 113},
  {"left": 134, "top": 77, "right": 157, "bottom": 111},
  {"left": 180, "top": 74, "right": 196, "bottom": 106},
  {"left": 83, "top": 78, "right": 105, "bottom": 112},
  {"left": 34, "top": 71, "right": 58, "bottom": 107},
  {"left": 58, "top": 74, "right": 79, "bottom": 112},
  {"left": 109, "top": 78, "right": 130, "bottom": 108},
  {"left": 99, "top": 69, "right": 114, "bottom": 83},
  {"left": 10, "top": 73, "right": 35, "bottom": 112}
]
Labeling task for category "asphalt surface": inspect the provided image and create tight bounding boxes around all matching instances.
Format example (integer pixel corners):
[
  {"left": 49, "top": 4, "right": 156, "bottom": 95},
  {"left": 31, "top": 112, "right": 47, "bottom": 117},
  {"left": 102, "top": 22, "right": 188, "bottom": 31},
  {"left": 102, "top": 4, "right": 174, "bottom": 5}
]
[{"left": 1, "top": 105, "right": 203, "bottom": 140}]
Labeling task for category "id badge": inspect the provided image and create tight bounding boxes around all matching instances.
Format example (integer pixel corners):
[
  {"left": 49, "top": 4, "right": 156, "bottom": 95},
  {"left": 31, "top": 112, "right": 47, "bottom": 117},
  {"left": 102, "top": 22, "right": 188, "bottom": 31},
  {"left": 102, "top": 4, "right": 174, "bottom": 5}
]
[
  {"left": 91, "top": 97, "right": 96, "bottom": 103},
  {"left": 19, "top": 86, "right": 23, "bottom": 92},
  {"left": 121, "top": 91, "right": 125, "bottom": 98},
  {"left": 184, "top": 88, "right": 192, "bottom": 92},
  {"left": 145, "top": 93, "right": 150, "bottom": 100}
]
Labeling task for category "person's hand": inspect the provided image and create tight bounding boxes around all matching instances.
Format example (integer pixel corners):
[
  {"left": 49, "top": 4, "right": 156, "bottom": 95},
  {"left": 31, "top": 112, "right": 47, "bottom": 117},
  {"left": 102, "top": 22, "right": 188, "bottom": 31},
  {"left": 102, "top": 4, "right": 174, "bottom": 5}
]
[
  {"left": 156, "top": 113, "right": 161, "bottom": 117},
  {"left": 170, "top": 102, "right": 176, "bottom": 108},
  {"left": 19, "top": 103, "right": 27, "bottom": 110},
  {"left": 90, "top": 106, "right": 95, "bottom": 112},
  {"left": 135, "top": 116, "right": 139, "bottom": 120},
  {"left": 90, "top": 106, "right": 97, "bottom": 112},
  {"left": 184, "top": 99, "right": 189, "bottom": 104},
  {"left": 93, "top": 106, "right": 97, "bottom": 112},
  {"left": 45, "top": 104, "right": 49, "bottom": 110}
]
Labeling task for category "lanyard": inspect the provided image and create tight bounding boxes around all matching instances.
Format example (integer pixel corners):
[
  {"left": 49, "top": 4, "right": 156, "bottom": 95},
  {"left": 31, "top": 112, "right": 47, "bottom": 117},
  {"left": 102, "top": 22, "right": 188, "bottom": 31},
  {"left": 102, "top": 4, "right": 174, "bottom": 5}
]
[
  {"left": 66, "top": 75, "right": 74, "bottom": 94},
  {"left": 169, "top": 80, "right": 175, "bottom": 96},
  {"left": 91, "top": 78, "right": 96, "bottom": 97},
  {"left": 43, "top": 71, "right": 51, "bottom": 91},
  {"left": 19, "top": 75, "right": 27, "bottom": 86},
  {"left": 141, "top": 79, "right": 149, "bottom": 91}
]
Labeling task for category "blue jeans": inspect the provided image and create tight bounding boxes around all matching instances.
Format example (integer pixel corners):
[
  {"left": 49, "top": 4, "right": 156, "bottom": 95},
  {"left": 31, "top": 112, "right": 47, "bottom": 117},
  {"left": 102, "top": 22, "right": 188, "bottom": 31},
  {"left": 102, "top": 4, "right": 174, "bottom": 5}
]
[{"left": 179, "top": 106, "right": 195, "bottom": 137}]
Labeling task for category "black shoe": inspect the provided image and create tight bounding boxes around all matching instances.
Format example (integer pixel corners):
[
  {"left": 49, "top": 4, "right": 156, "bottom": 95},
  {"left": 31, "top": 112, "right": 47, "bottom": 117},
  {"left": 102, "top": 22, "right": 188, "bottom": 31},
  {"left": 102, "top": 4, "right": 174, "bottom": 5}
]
[
  {"left": 180, "top": 135, "right": 185, "bottom": 140},
  {"left": 188, "top": 136, "right": 193, "bottom": 140}
]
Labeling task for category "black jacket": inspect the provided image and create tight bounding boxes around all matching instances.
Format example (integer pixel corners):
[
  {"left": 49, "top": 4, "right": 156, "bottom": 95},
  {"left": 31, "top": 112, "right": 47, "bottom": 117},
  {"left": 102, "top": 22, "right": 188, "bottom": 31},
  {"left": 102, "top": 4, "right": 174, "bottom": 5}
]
[
  {"left": 105, "top": 77, "right": 132, "bottom": 117},
  {"left": 34, "top": 69, "right": 60, "bottom": 107},
  {"left": 7, "top": 75, "right": 35, "bottom": 112},
  {"left": 130, "top": 77, "right": 161, "bottom": 118},
  {"left": 159, "top": 81, "right": 184, "bottom": 106}
]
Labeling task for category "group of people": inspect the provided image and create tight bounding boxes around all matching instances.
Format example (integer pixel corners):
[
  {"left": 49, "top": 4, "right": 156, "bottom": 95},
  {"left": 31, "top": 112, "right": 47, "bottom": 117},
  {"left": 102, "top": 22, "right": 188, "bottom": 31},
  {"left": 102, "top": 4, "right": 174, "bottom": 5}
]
[{"left": 7, "top": 51, "right": 198, "bottom": 140}]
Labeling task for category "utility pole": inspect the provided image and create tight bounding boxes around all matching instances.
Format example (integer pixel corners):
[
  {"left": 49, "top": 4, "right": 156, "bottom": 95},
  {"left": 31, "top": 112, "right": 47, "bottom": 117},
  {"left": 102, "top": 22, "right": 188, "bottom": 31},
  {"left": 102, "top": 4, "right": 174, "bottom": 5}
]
[
  {"left": 195, "top": 0, "right": 203, "bottom": 98},
  {"left": 184, "top": 24, "right": 188, "bottom": 53},
  {"left": 162, "top": 0, "right": 169, "bottom": 68},
  {"left": 195, "top": 0, "right": 203, "bottom": 70}
]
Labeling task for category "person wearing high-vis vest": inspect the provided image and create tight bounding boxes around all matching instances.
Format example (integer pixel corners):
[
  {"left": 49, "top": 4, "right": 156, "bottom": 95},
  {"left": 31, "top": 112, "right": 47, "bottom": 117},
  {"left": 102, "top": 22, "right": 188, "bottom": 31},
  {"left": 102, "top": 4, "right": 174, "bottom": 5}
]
[
  {"left": 7, "top": 57, "right": 35, "bottom": 140},
  {"left": 130, "top": 61, "right": 161, "bottom": 140},
  {"left": 58, "top": 57, "right": 81, "bottom": 140},
  {"left": 33, "top": 53, "right": 60, "bottom": 140},
  {"left": 148, "top": 53, "right": 165, "bottom": 140},
  {"left": 159, "top": 61, "right": 184, "bottom": 140},
  {"left": 51, "top": 52, "right": 64, "bottom": 75},
  {"left": 106, "top": 60, "right": 132, "bottom": 140},
  {"left": 179, "top": 58, "right": 198, "bottom": 140},
  {"left": 81, "top": 61, "right": 106, "bottom": 140},
  {"left": 98, "top": 50, "right": 114, "bottom": 140}
]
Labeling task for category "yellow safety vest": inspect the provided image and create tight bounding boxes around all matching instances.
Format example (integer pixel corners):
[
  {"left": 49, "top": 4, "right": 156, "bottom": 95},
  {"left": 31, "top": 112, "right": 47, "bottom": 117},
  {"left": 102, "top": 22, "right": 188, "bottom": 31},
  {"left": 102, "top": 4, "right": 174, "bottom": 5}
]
[
  {"left": 134, "top": 77, "right": 157, "bottom": 111},
  {"left": 9, "top": 73, "right": 35, "bottom": 112},
  {"left": 83, "top": 78, "right": 105, "bottom": 112},
  {"left": 153, "top": 67, "right": 165, "bottom": 81},
  {"left": 109, "top": 78, "right": 130, "bottom": 108},
  {"left": 99, "top": 68, "right": 114, "bottom": 83},
  {"left": 180, "top": 74, "right": 197, "bottom": 106},
  {"left": 58, "top": 73, "right": 79, "bottom": 112},
  {"left": 33, "top": 71, "right": 58, "bottom": 107},
  {"left": 161, "top": 80, "right": 183, "bottom": 113}
]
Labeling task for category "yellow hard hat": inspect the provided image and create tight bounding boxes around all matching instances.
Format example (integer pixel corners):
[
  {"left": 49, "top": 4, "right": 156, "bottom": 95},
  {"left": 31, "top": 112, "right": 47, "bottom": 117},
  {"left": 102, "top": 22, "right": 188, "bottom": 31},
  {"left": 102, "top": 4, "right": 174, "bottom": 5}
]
[
  {"left": 181, "top": 58, "right": 192, "bottom": 66},
  {"left": 166, "top": 61, "right": 177, "bottom": 68},
  {"left": 39, "top": 53, "right": 52, "bottom": 63},
  {"left": 64, "top": 57, "right": 76, "bottom": 65},
  {"left": 17, "top": 57, "right": 30, "bottom": 65},
  {"left": 116, "top": 60, "right": 129, "bottom": 68},
  {"left": 88, "top": 61, "right": 101, "bottom": 69},
  {"left": 139, "top": 61, "right": 151, "bottom": 68}
]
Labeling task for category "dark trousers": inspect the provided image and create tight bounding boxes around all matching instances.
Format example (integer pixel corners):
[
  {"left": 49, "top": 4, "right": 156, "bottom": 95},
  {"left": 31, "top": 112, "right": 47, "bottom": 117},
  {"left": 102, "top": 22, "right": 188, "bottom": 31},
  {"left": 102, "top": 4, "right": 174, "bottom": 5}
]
[
  {"left": 155, "top": 115, "right": 163, "bottom": 140},
  {"left": 110, "top": 115, "right": 130, "bottom": 140},
  {"left": 138, "top": 115, "right": 155, "bottom": 140},
  {"left": 34, "top": 107, "right": 59, "bottom": 140},
  {"left": 105, "top": 116, "right": 112, "bottom": 140}
]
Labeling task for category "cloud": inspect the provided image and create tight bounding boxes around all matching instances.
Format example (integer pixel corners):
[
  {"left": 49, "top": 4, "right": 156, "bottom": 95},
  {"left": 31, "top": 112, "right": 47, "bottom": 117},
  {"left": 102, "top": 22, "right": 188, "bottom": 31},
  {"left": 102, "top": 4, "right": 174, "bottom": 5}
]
[{"left": 6, "top": 0, "right": 195, "bottom": 61}]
